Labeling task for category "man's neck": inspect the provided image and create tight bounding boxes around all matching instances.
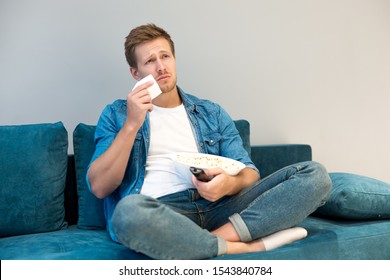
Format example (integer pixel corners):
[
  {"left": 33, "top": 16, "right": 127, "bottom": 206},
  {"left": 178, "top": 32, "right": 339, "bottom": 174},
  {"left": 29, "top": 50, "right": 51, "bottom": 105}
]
[{"left": 152, "top": 86, "right": 182, "bottom": 108}]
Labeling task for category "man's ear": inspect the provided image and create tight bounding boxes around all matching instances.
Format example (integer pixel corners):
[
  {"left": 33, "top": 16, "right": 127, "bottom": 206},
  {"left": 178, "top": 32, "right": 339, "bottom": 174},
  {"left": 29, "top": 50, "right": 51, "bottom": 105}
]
[{"left": 130, "top": 67, "right": 141, "bottom": 81}]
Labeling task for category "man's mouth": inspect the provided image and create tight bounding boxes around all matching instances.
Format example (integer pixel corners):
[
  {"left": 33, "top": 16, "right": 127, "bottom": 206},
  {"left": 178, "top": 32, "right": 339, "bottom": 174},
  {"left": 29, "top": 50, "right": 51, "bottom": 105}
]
[{"left": 157, "top": 74, "right": 170, "bottom": 81}]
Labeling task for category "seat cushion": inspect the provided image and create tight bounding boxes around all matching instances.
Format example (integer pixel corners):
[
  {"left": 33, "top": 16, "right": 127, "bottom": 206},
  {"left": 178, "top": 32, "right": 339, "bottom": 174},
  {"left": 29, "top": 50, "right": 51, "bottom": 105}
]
[
  {"left": 214, "top": 216, "right": 390, "bottom": 260},
  {"left": 0, "top": 122, "right": 68, "bottom": 237},
  {"left": 0, "top": 226, "right": 149, "bottom": 260},
  {"left": 314, "top": 173, "right": 390, "bottom": 220}
]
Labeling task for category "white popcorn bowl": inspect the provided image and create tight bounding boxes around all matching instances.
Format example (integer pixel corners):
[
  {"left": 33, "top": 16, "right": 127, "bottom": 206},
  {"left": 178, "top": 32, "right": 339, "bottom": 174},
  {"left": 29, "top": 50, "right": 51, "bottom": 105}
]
[{"left": 169, "top": 152, "right": 246, "bottom": 176}]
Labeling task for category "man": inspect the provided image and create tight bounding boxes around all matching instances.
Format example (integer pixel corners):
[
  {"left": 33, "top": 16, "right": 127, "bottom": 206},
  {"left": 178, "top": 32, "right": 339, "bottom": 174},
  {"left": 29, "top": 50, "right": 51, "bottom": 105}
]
[{"left": 87, "top": 23, "right": 331, "bottom": 259}]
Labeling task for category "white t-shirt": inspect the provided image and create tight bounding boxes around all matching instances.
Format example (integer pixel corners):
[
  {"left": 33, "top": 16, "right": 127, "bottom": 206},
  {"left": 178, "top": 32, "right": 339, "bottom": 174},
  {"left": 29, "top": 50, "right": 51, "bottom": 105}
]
[{"left": 140, "top": 104, "right": 198, "bottom": 198}]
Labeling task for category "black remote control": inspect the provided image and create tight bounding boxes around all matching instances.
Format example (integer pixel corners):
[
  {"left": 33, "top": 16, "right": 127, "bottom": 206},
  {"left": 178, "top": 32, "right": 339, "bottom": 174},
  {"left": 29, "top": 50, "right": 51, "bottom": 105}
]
[{"left": 189, "top": 167, "right": 214, "bottom": 182}]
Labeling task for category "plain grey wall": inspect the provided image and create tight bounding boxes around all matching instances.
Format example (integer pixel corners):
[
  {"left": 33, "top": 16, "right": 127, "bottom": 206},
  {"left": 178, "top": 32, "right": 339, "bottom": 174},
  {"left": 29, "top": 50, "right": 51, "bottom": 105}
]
[{"left": 1, "top": 0, "right": 389, "bottom": 182}]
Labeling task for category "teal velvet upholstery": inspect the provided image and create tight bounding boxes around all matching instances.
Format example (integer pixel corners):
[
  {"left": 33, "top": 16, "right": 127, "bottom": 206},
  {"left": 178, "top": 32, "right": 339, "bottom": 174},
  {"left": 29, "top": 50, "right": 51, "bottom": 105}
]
[
  {"left": 3, "top": 119, "right": 389, "bottom": 260},
  {"left": 0, "top": 225, "right": 149, "bottom": 260},
  {"left": 0, "top": 122, "right": 68, "bottom": 237},
  {"left": 214, "top": 216, "right": 390, "bottom": 260},
  {"left": 250, "top": 144, "right": 312, "bottom": 178},
  {"left": 314, "top": 173, "right": 390, "bottom": 220},
  {"left": 233, "top": 119, "right": 251, "bottom": 156},
  {"left": 2, "top": 216, "right": 389, "bottom": 260},
  {"left": 73, "top": 123, "right": 105, "bottom": 229},
  {"left": 71, "top": 120, "right": 251, "bottom": 229}
]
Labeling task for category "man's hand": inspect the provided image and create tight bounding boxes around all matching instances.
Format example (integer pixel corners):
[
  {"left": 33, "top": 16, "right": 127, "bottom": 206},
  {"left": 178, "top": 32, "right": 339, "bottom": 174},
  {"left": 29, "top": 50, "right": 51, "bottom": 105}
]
[
  {"left": 125, "top": 81, "right": 154, "bottom": 131},
  {"left": 192, "top": 167, "right": 260, "bottom": 202},
  {"left": 191, "top": 168, "right": 234, "bottom": 202}
]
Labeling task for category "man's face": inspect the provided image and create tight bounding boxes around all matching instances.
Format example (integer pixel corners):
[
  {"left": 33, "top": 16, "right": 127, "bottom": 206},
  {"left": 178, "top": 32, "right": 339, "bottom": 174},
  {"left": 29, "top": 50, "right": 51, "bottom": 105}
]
[{"left": 131, "top": 37, "right": 177, "bottom": 94}]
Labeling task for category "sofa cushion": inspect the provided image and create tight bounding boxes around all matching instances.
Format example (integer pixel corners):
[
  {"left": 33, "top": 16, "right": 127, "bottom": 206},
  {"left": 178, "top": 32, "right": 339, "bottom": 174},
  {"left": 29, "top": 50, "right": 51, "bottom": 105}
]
[
  {"left": 0, "top": 226, "right": 149, "bottom": 260},
  {"left": 73, "top": 123, "right": 105, "bottom": 229},
  {"left": 314, "top": 173, "right": 390, "bottom": 220},
  {"left": 233, "top": 119, "right": 251, "bottom": 156},
  {"left": 0, "top": 122, "right": 68, "bottom": 237},
  {"left": 72, "top": 120, "right": 251, "bottom": 229}
]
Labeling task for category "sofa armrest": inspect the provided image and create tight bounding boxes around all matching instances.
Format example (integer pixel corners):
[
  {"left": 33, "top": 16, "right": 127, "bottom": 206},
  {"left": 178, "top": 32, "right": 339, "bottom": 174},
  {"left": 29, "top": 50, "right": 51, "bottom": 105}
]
[{"left": 250, "top": 144, "right": 312, "bottom": 178}]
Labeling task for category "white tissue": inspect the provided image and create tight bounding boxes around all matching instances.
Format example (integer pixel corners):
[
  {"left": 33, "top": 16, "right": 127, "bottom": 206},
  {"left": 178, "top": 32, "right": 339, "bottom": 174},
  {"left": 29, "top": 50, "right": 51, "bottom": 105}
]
[{"left": 132, "top": 74, "right": 162, "bottom": 99}]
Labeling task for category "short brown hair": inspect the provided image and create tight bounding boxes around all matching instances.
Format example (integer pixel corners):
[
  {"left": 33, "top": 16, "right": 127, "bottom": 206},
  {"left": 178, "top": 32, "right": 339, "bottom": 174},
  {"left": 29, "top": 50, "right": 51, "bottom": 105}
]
[{"left": 124, "top": 23, "right": 175, "bottom": 69}]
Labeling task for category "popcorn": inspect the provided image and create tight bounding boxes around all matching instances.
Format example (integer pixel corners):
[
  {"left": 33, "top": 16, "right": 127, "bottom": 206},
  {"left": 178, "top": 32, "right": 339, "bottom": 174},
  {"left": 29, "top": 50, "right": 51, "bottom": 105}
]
[{"left": 172, "top": 153, "right": 245, "bottom": 175}]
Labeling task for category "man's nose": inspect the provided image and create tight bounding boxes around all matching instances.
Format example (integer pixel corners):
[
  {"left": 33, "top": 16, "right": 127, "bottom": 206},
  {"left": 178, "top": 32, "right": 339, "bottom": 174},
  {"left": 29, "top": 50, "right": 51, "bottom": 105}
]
[{"left": 156, "top": 59, "right": 165, "bottom": 72}]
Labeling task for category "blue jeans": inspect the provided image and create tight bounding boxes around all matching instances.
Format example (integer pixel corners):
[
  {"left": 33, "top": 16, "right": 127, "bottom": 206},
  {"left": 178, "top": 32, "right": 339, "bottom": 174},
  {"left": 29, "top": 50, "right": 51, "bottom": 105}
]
[{"left": 111, "top": 161, "right": 332, "bottom": 259}]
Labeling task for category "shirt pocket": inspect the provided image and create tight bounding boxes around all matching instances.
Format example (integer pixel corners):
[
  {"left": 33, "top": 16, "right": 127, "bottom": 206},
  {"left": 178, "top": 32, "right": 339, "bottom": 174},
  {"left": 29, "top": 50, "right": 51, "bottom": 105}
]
[{"left": 204, "top": 132, "right": 222, "bottom": 155}]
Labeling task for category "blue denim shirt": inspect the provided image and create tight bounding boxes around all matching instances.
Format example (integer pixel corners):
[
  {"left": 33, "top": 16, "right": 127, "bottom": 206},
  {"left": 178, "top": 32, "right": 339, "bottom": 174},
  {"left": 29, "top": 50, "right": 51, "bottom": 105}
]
[{"left": 87, "top": 86, "right": 259, "bottom": 242}]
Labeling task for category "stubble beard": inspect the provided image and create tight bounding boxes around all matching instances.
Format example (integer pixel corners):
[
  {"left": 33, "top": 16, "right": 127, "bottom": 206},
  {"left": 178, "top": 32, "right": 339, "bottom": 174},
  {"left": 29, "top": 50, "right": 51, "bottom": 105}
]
[{"left": 160, "top": 76, "right": 177, "bottom": 94}]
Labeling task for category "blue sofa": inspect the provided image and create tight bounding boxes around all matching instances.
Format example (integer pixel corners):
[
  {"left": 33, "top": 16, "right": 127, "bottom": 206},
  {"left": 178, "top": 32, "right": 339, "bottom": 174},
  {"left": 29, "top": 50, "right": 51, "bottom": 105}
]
[{"left": 1, "top": 121, "right": 390, "bottom": 260}]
